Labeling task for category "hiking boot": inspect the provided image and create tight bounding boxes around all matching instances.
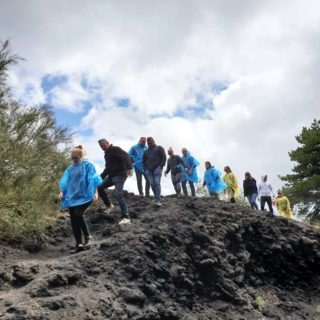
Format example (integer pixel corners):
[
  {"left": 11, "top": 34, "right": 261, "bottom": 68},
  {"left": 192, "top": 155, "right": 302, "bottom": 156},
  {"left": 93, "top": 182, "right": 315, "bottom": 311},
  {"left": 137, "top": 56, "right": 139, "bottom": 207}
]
[
  {"left": 118, "top": 218, "right": 131, "bottom": 225},
  {"left": 154, "top": 201, "right": 162, "bottom": 207},
  {"left": 84, "top": 235, "right": 93, "bottom": 247},
  {"left": 104, "top": 203, "right": 114, "bottom": 214}
]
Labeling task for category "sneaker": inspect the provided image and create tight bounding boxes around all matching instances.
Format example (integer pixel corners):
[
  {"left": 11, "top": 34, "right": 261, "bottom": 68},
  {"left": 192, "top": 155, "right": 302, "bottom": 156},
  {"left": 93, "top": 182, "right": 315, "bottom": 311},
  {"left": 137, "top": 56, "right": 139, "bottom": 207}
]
[
  {"left": 84, "top": 235, "right": 93, "bottom": 247},
  {"left": 75, "top": 244, "right": 84, "bottom": 253},
  {"left": 118, "top": 218, "right": 131, "bottom": 225},
  {"left": 104, "top": 203, "right": 114, "bottom": 214},
  {"left": 154, "top": 201, "right": 162, "bottom": 207}
]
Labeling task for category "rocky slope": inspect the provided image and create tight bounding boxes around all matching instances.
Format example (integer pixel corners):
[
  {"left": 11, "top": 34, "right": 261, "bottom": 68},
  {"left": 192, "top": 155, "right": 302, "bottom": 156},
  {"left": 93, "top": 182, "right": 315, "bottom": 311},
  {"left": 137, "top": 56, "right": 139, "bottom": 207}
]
[{"left": 0, "top": 193, "right": 320, "bottom": 320}]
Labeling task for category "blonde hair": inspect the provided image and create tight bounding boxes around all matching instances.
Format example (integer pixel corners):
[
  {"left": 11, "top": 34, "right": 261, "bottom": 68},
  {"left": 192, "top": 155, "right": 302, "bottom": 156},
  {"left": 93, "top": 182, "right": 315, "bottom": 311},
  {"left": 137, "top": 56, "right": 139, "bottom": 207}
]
[{"left": 71, "top": 145, "right": 84, "bottom": 158}]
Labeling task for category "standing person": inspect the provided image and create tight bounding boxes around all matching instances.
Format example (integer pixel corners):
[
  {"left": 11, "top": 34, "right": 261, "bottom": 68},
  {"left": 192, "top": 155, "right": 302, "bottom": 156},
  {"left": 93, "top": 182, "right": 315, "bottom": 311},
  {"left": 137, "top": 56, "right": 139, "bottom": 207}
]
[
  {"left": 257, "top": 174, "right": 274, "bottom": 214},
  {"left": 97, "top": 139, "right": 133, "bottom": 225},
  {"left": 275, "top": 190, "right": 292, "bottom": 219},
  {"left": 203, "top": 161, "right": 227, "bottom": 199},
  {"left": 243, "top": 172, "right": 259, "bottom": 209},
  {"left": 222, "top": 166, "right": 240, "bottom": 203},
  {"left": 164, "top": 147, "right": 188, "bottom": 197},
  {"left": 128, "top": 137, "right": 150, "bottom": 197},
  {"left": 181, "top": 148, "right": 199, "bottom": 197},
  {"left": 58, "top": 145, "right": 102, "bottom": 252},
  {"left": 142, "top": 137, "right": 166, "bottom": 206}
]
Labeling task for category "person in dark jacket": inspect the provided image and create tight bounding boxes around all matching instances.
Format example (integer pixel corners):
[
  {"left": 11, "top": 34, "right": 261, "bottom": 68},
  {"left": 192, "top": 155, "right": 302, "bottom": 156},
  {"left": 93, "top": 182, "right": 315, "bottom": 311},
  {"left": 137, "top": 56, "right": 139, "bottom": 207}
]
[
  {"left": 142, "top": 137, "right": 166, "bottom": 206},
  {"left": 98, "top": 138, "right": 133, "bottom": 224},
  {"left": 164, "top": 147, "right": 188, "bottom": 196},
  {"left": 243, "top": 171, "right": 259, "bottom": 209}
]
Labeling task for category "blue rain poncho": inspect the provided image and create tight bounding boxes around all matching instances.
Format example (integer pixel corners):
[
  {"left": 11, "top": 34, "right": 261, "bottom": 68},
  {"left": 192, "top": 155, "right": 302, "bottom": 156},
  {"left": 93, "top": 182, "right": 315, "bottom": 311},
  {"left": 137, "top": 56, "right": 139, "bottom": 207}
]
[
  {"left": 128, "top": 143, "right": 147, "bottom": 173},
  {"left": 59, "top": 160, "right": 103, "bottom": 209},
  {"left": 204, "top": 167, "right": 227, "bottom": 193},
  {"left": 181, "top": 151, "right": 200, "bottom": 183}
]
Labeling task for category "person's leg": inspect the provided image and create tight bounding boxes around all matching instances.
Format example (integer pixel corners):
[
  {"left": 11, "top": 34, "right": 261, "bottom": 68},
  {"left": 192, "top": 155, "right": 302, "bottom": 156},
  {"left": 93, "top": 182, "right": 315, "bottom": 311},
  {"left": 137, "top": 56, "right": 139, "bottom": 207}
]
[
  {"left": 247, "top": 195, "right": 253, "bottom": 208},
  {"left": 153, "top": 167, "right": 162, "bottom": 202},
  {"left": 209, "top": 191, "right": 219, "bottom": 199},
  {"left": 175, "top": 172, "right": 183, "bottom": 195},
  {"left": 112, "top": 176, "right": 130, "bottom": 219},
  {"left": 171, "top": 174, "right": 178, "bottom": 194},
  {"left": 97, "top": 177, "right": 114, "bottom": 207},
  {"left": 266, "top": 196, "right": 273, "bottom": 214},
  {"left": 261, "top": 196, "right": 266, "bottom": 211},
  {"left": 189, "top": 181, "right": 195, "bottom": 197},
  {"left": 74, "top": 202, "right": 92, "bottom": 239},
  {"left": 69, "top": 207, "right": 82, "bottom": 246},
  {"left": 145, "top": 170, "right": 155, "bottom": 196},
  {"left": 143, "top": 172, "right": 151, "bottom": 196},
  {"left": 251, "top": 193, "right": 259, "bottom": 210},
  {"left": 135, "top": 168, "right": 143, "bottom": 196},
  {"left": 181, "top": 180, "right": 188, "bottom": 197}
]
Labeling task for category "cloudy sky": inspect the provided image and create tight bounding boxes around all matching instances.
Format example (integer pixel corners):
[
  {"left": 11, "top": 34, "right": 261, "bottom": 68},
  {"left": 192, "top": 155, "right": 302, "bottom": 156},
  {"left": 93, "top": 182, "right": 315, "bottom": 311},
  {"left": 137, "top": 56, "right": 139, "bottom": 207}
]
[{"left": 1, "top": 0, "right": 319, "bottom": 195}]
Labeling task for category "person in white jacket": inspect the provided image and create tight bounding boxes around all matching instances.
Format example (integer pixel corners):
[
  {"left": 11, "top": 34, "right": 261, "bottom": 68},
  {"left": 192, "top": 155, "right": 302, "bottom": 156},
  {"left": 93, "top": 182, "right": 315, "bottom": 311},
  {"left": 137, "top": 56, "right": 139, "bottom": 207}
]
[{"left": 258, "top": 175, "right": 274, "bottom": 214}]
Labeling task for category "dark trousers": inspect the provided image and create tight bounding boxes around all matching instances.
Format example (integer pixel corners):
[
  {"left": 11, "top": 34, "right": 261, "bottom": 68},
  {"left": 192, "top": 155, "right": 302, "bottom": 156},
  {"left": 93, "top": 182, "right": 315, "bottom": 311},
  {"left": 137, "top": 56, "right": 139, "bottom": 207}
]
[
  {"left": 98, "top": 176, "right": 129, "bottom": 219},
  {"left": 182, "top": 180, "right": 195, "bottom": 197},
  {"left": 171, "top": 172, "right": 183, "bottom": 194},
  {"left": 69, "top": 201, "right": 91, "bottom": 245},
  {"left": 260, "top": 196, "right": 273, "bottom": 213},
  {"left": 135, "top": 168, "right": 150, "bottom": 196}
]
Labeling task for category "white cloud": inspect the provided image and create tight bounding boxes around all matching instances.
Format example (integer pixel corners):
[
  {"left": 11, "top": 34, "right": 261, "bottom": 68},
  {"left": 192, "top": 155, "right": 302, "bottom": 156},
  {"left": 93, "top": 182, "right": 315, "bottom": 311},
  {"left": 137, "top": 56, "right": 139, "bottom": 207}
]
[{"left": 1, "top": 0, "right": 320, "bottom": 195}]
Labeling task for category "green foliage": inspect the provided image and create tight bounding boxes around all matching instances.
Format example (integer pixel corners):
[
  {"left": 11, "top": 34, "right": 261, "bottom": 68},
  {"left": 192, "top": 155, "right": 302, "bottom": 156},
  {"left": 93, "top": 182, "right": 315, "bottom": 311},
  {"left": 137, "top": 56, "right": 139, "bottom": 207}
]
[
  {"left": 0, "top": 40, "right": 71, "bottom": 242},
  {"left": 280, "top": 119, "right": 320, "bottom": 222}
]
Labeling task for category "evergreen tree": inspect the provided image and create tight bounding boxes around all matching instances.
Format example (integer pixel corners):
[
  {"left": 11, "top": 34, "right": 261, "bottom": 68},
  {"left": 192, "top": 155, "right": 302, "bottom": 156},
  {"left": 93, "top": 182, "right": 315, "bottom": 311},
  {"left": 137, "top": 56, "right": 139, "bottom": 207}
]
[
  {"left": 280, "top": 119, "right": 320, "bottom": 222},
  {"left": 0, "top": 40, "right": 72, "bottom": 241}
]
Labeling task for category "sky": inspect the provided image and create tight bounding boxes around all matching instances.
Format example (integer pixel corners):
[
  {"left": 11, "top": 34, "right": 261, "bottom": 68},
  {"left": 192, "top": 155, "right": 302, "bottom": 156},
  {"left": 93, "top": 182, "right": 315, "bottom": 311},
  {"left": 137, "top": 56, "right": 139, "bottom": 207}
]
[{"left": 1, "top": 0, "right": 319, "bottom": 195}]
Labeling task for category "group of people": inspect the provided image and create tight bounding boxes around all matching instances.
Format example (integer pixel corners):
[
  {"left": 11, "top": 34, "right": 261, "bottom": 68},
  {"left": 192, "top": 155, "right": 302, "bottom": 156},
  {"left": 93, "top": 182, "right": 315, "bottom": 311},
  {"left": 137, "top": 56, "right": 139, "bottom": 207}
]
[{"left": 58, "top": 137, "right": 292, "bottom": 252}]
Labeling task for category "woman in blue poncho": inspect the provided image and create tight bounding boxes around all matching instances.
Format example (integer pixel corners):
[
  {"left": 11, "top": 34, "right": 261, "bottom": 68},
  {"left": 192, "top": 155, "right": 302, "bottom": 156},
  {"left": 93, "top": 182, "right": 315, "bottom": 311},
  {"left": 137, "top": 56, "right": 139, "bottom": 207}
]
[
  {"left": 181, "top": 148, "right": 200, "bottom": 197},
  {"left": 203, "top": 161, "right": 227, "bottom": 198},
  {"left": 58, "top": 145, "right": 102, "bottom": 252}
]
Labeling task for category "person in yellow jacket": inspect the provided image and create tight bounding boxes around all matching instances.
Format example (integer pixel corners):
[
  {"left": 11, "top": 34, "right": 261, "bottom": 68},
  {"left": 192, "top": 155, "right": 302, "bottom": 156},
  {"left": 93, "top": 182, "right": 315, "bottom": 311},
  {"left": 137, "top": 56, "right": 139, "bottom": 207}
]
[
  {"left": 222, "top": 166, "right": 240, "bottom": 203},
  {"left": 275, "top": 190, "right": 292, "bottom": 219}
]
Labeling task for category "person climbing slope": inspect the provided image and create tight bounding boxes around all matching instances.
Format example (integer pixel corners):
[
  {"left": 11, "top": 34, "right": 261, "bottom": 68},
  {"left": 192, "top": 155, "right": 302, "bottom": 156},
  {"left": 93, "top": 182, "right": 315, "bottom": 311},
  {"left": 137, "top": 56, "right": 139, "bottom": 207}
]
[
  {"left": 275, "top": 190, "right": 292, "bottom": 219},
  {"left": 257, "top": 174, "right": 274, "bottom": 214},
  {"left": 203, "top": 161, "right": 227, "bottom": 198},
  {"left": 243, "top": 172, "right": 259, "bottom": 209},
  {"left": 181, "top": 148, "right": 200, "bottom": 197},
  {"left": 222, "top": 166, "right": 240, "bottom": 203},
  {"left": 58, "top": 145, "right": 102, "bottom": 252}
]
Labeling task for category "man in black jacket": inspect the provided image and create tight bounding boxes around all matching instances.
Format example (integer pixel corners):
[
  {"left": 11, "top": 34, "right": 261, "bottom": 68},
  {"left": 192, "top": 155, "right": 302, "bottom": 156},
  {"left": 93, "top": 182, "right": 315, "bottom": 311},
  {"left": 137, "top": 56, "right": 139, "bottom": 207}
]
[
  {"left": 142, "top": 137, "right": 166, "bottom": 206},
  {"left": 98, "top": 138, "right": 133, "bottom": 224}
]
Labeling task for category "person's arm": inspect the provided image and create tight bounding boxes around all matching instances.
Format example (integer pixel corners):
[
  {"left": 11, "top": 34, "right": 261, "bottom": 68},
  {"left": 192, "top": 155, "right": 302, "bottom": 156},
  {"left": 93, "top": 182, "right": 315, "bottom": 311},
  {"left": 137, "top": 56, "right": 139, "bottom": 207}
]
[
  {"left": 128, "top": 146, "right": 135, "bottom": 162},
  {"left": 58, "top": 166, "right": 71, "bottom": 199},
  {"left": 243, "top": 181, "right": 247, "bottom": 196},
  {"left": 159, "top": 147, "right": 167, "bottom": 168},
  {"left": 164, "top": 159, "right": 171, "bottom": 175}
]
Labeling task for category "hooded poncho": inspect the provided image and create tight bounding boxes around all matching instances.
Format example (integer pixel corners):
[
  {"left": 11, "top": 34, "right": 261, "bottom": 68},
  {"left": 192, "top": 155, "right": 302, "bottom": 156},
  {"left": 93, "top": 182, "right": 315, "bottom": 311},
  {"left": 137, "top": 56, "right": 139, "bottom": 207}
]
[
  {"left": 181, "top": 151, "right": 200, "bottom": 183},
  {"left": 204, "top": 167, "right": 227, "bottom": 193}
]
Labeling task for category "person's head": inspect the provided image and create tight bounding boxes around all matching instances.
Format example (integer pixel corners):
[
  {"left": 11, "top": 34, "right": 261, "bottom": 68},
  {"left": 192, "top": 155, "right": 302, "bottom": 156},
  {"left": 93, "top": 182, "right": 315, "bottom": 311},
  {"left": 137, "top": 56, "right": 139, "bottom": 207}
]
[
  {"left": 147, "top": 137, "right": 155, "bottom": 148},
  {"left": 277, "top": 190, "right": 283, "bottom": 197},
  {"left": 205, "top": 161, "right": 212, "bottom": 169},
  {"left": 168, "top": 147, "right": 174, "bottom": 156},
  {"left": 139, "top": 137, "right": 146, "bottom": 147},
  {"left": 98, "top": 138, "right": 110, "bottom": 151},
  {"left": 224, "top": 166, "right": 231, "bottom": 173},
  {"left": 71, "top": 145, "right": 84, "bottom": 163},
  {"left": 245, "top": 172, "right": 252, "bottom": 180},
  {"left": 182, "top": 148, "right": 187, "bottom": 156},
  {"left": 262, "top": 174, "right": 268, "bottom": 182}
]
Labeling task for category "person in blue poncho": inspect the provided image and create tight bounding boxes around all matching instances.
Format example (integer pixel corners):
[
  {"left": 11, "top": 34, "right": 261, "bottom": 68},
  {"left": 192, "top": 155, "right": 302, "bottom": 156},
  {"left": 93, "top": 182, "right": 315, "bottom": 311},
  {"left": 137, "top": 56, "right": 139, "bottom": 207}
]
[
  {"left": 181, "top": 148, "right": 199, "bottom": 197},
  {"left": 58, "top": 145, "right": 102, "bottom": 252},
  {"left": 128, "top": 137, "right": 150, "bottom": 197},
  {"left": 203, "top": 161, "right": 227, "bottom": 199}
]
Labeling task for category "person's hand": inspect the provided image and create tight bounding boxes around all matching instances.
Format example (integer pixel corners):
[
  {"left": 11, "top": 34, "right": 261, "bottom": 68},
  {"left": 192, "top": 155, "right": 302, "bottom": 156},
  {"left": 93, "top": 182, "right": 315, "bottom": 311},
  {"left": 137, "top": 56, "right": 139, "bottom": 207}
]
[
  {"left": 93, "top": 191, "right": 98, "bottom": 201},
  {"left": 185, "top": 168, "right": 188, "bottom": 172},
  {"left": 58, "top": 191, "right": 63, "bottom": 200},
  {"left": 188, "top": 170, "right": 192, "bottom": 176},
  {"left": 127, "top": 170, "right": 133, "bottom": 177}
]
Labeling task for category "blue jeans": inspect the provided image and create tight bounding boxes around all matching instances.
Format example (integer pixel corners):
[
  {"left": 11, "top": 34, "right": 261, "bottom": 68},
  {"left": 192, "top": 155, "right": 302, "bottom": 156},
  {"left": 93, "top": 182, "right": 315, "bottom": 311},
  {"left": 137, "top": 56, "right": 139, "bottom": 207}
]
[
  {"left": 98, "top": 176, "right": 129, "bottom": 219},
  {"left": 247, "top": 193, "right": 258, "bottom": 210},
  {"left": 145, "top": 167, "right": 162, "bottom": 202}
]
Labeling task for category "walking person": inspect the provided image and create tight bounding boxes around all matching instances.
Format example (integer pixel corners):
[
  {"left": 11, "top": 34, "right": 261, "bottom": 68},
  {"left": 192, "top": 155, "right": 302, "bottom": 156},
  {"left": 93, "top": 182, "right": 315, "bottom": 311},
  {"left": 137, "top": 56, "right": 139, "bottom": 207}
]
[
  {"left": 164, "top": 147, "right": 188, "bottom": 197},
  {"left": 222, "top": 166, "right": 240, "bottom": 203},
  {"left": 58, "top": 145, "right": 102, "bottom": 252},
  {"left": 243, "top": 172, "right": 259, "bottom": 209},
  {"left": 275, "top": 190, "right": 292, "bottom": 219},
  {"left": 142, "top": 137, "right": 166, "bottom": 206},
  {"left": 203, "top": 161, "right": 227, "bottom": 199},
  {"left": 181, "top": 148, "right": 199, "bottom": 197},
  {"left": 97, "top": 139, "right": 133, "bottom": 225},
  {"left": 258, "top": 174, "right": 274, "bottom": 214},
  {"left": 128, "top": 137, "right": 150, "bottom": 197}
]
